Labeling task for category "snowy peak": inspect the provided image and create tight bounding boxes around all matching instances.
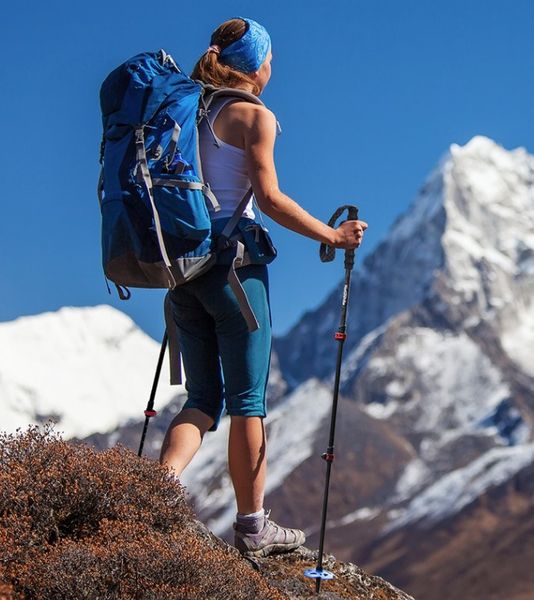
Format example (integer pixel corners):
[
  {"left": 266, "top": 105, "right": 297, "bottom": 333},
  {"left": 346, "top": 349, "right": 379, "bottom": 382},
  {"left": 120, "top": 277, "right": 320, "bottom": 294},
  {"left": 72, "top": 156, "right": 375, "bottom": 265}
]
[
  {"left": 450, "top": 134, "right": 534, "bottom": 184},
  {"left": 2, "top": 305, "right": 138, "bottom": 350},
  {"left": 367, "top": 135, "right": 534, "bottom": 328},
  {"left": 390, "top": 135, "right": 534, "bottom": 256},
  {"left": 429, "top": 137, "right": 534, "bottom": 331},
  {"left": 445, "top": 136, "right": 534, "bottom": 267},
  {"left": 0, "top": 306, "right": 181, "bottom": 438},
  {"left": 275, "top": 136, "right": 534, "bottom": 385}
]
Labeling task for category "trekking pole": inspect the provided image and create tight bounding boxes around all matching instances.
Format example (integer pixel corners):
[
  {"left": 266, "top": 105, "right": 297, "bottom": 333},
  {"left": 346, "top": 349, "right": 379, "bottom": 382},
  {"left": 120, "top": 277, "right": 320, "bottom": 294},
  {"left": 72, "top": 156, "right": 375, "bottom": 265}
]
[
  {"left": 137, "top": 331, "right": 168, "bottom": 457},
  {"left": 304, "top": 204, "right": 359, "bottom": 594}
]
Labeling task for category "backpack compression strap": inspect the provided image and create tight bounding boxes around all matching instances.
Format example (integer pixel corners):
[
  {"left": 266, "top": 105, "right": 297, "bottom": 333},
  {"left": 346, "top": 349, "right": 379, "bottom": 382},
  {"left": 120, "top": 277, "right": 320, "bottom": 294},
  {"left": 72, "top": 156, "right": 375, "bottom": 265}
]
[
  {"left": 135, "top": 126, "right": 220, "bottom": 283},
  {"left": 135, "top": 126, "right": 177, "bottom": 286}
]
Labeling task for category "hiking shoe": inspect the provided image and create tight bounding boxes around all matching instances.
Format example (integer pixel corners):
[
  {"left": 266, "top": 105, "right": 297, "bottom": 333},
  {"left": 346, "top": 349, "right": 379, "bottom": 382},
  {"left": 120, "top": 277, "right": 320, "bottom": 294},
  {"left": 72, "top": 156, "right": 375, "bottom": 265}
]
[{"left": 233, "top": 510, "right": 306, "bottom": 557}]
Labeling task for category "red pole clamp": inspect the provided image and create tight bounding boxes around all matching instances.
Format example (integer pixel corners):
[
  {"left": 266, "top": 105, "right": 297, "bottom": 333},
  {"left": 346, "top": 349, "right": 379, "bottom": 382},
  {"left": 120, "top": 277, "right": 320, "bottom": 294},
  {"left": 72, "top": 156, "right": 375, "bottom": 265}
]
[
  {"left": 334, "top": 332, "right": 347, "bottom": 341},
  {"left": 144, "top": 410, "right": 157, "bottom": 418},
  {"left": 321, "top": 452, "right": 335, "bottom": 463}
]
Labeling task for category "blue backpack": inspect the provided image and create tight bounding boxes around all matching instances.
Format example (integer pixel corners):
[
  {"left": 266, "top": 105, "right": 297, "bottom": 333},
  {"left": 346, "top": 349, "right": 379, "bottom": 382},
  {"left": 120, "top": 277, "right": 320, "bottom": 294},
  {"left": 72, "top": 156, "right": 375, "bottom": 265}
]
[{"left": 98, "top": 49, "right": 268, "bottom": 331}]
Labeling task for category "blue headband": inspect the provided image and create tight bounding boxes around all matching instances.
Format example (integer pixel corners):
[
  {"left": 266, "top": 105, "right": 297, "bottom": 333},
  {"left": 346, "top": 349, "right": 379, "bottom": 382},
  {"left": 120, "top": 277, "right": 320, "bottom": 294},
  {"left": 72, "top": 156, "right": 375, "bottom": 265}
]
[{"left": 218, "top": 17, "right": 271, "bottom": 73}]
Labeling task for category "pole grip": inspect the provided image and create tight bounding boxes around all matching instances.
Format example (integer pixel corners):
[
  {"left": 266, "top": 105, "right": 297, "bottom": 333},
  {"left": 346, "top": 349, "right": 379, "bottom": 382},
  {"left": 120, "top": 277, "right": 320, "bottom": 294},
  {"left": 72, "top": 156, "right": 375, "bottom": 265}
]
[{"left": 319, "top": 204, "right": 359, "bottom": 265}]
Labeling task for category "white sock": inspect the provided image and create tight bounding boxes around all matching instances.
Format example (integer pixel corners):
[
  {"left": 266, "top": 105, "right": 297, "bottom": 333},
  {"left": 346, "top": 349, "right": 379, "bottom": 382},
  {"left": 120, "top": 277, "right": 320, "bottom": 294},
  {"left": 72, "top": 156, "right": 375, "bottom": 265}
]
[{"left": 236, "top": 508, "right": 265, "bottom": 520}]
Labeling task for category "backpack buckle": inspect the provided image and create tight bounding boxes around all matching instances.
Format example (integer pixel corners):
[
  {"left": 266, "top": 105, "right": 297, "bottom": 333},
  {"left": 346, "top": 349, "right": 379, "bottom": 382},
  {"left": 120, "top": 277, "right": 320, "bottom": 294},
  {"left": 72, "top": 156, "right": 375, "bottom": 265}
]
[{"left": 215, "top": 235, "right": 234, "bottom": 252}]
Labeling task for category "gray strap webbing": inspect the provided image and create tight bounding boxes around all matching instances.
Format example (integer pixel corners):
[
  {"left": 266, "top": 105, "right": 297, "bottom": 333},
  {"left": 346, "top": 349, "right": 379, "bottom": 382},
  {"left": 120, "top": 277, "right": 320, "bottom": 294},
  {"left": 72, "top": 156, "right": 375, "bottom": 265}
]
[
  {"left": 135, "top": 127, "right": 176, "bottom": 280},
  {"left": 216, "top": 186, "right": 259, "bottom": 331},
  {"left": 202, "top": 86, "right": 265, "bottom": 109},
  {"left": 164, "top": 293, "right": 182, "bottom": 385},
  {"left": 203, "top": 110, "right": 221, "bottom": 148},
  {"left": 151, "top": 178, "right": 220, "bottom": 212},
  {"left": 201, "top": 96, "right": 244, "bottom": 149},
  {"left": 153, "top": 178, "right": 204, "bottom": 189},
  {"left": 221, "top": 187, "right": 254, "bottom": 239},
  {"left": 202, "top": 183, "right": 220, "bottom": 212},
  {"left": 228, "top": 240, "right": 260, "bottom": 332},
  {"left": 167, "top": 122, "right": 181, "bottom": 166}
]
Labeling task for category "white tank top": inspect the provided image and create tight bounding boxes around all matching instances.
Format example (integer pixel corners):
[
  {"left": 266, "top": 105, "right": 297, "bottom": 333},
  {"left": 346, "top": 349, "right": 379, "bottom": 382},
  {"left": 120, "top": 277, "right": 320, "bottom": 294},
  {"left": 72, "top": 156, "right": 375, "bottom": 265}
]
[{"left": 199, "top": 97, "right": 256, "bottom": 221}]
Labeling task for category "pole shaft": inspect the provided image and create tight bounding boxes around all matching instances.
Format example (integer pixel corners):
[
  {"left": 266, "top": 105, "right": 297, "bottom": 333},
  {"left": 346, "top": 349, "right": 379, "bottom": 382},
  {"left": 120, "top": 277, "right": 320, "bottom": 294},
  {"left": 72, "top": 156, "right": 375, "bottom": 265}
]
[
  {"left": 314, "top": 266, "right": 353, "bottom": 592},
  {"left": 148, "top": 332, "right": 168, "bottom": 412},
  {"left": 137, "top": 416, "right": 151, "bottom": 458},
  {"left": 138, "top": 332, "right": 168, "bottom": 457}
]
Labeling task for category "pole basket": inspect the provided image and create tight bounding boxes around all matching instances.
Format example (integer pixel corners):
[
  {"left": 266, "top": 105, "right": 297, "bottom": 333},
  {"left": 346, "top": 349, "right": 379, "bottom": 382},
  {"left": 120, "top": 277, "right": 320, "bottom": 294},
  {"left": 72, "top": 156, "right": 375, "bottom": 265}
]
[{"left": 304, "top": 568, "right": 335, "bottom": 580}]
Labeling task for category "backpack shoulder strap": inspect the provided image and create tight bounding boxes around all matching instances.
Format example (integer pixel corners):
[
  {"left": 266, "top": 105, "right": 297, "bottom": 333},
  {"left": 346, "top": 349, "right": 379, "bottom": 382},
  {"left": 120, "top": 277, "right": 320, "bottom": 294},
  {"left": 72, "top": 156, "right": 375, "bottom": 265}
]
[
  {"left": 198, "top": 85, "right": 265, "bottom": 150},
  {"left": 200, "top": 85, "right": 265, "bottom": 110},
  {"left": 198, "top": 86, "right": 267, "bottom": 333}
]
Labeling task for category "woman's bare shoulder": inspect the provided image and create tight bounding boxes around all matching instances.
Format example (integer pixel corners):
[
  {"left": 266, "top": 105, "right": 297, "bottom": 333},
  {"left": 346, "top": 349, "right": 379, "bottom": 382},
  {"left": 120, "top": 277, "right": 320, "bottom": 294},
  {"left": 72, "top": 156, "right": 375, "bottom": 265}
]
[{"left": 225, "top": 100, "right": 276, "bottom": 128}]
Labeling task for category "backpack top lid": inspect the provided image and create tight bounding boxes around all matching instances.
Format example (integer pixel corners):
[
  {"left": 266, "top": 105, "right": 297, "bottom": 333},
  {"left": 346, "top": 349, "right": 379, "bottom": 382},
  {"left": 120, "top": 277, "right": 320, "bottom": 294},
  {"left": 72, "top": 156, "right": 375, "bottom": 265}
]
[
  {"left": 100, "top": 50, "right": 206, "bottom": 177},
  {"left": 100, "top": 50, "right": 203, "bottom": 132}
]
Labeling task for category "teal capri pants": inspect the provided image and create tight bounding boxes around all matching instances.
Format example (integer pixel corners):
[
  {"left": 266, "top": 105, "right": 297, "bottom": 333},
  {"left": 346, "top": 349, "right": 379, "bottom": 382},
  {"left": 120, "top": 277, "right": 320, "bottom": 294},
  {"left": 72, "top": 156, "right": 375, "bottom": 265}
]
[{"left": 168, "top": 263, "right": 272, "bottom": 431}]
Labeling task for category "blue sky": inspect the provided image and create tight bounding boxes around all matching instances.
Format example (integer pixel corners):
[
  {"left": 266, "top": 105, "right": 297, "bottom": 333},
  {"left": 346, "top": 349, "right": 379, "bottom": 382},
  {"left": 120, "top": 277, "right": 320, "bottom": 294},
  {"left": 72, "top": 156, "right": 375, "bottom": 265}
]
[{"left": 1, "top": 0, "right": 533, "bottom": 339}]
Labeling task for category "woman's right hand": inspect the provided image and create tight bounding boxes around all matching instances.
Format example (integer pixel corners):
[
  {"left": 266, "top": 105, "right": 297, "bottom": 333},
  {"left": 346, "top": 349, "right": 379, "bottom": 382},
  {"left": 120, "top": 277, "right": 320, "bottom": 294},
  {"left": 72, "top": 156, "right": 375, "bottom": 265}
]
[{"left": 332, "top": 219, "right": 368, "bottom": 249}]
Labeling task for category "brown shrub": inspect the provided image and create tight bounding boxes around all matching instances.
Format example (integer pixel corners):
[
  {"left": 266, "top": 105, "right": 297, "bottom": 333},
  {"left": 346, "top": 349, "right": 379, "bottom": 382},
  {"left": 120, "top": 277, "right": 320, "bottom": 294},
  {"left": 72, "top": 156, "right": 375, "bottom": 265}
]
[{"left": 0, "top": 426, "right": 286, "bottom": 599}]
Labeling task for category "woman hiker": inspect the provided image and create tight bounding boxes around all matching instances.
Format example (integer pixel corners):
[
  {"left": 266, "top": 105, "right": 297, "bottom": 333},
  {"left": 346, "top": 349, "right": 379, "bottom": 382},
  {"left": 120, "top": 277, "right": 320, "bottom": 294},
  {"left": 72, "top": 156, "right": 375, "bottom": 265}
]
[{"left": 160, "top": 17, "right": 368, "bottom": 557}]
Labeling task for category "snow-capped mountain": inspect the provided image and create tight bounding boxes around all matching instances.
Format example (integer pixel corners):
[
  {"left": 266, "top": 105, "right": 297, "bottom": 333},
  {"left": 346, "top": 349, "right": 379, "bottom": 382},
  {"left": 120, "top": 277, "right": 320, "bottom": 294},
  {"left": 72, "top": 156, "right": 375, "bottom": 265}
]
[
  {"left": 336, "top": 136, "right": 534, "bottom": 516},
  {"left": 0, "top": 306, "right": 182, "bottom": 438},
  {"left": 275, "top": 136, "right": 534, "bottom": 385}
]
